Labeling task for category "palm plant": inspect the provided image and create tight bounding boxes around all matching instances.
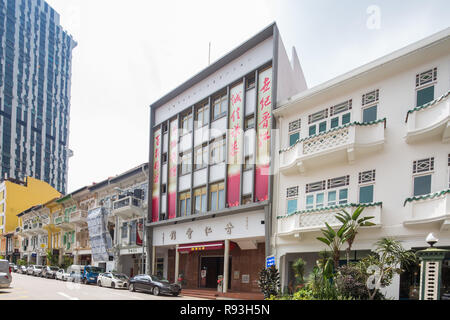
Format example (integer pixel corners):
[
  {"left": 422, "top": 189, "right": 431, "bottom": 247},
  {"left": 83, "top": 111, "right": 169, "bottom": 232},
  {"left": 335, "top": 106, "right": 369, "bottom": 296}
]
[
  {"left": 292, "top": 258, "right": 306, "bottom": 289},
  {"left": 317, "top": 222, "right": 350, "bottom": 269},
  {"left": 335, "top": 206, "right": 376, "bottom": 264}
]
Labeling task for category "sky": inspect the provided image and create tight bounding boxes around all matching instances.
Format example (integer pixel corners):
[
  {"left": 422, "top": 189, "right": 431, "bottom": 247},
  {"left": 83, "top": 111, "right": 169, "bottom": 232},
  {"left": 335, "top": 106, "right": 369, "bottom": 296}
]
[{"left": 44, "top": 0, "right": 450, "bottom": 193}]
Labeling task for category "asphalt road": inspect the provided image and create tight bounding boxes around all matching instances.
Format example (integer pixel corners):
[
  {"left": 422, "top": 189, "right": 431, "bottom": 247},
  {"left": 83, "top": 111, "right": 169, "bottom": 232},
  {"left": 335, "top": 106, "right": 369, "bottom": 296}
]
[{"left": 0, "top": 272, "right": 205, "bottom": 300}]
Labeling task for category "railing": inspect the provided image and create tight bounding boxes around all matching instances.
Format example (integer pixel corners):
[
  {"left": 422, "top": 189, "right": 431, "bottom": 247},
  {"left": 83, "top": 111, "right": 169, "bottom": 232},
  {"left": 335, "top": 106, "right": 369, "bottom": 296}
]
[
  {"left": 70, "top": 210, "right": 88, "bottom": 222},
  {"left": 404, "top": 190, "right": 450, "bottom": 225}
]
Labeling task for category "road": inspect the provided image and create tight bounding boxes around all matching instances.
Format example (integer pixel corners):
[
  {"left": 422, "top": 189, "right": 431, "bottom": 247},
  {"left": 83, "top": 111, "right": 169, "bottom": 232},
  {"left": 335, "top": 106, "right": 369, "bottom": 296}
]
[{"left": 0, "top": 273, "right": 205, "bottom": 300}]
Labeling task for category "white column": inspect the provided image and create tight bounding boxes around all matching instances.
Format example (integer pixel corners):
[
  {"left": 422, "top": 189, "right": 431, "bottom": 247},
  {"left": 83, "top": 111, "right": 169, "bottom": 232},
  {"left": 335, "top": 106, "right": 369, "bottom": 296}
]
[
  {"left": 174, "top": 245, "right": 179, "bottom": 283},
  {"left": 223, "top": 239, "right": 230, "bottom": 293}
]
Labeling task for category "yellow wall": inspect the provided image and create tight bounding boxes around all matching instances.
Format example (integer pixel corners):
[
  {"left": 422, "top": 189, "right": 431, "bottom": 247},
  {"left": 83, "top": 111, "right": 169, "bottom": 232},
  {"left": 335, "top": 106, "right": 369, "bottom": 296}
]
[{"left": 2, "top": 177, "right": 61, "bottom": 234}]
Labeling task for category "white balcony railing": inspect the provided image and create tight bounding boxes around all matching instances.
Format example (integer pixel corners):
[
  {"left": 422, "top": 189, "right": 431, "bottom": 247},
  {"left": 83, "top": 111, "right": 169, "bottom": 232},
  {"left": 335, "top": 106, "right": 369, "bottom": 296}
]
[
  {"left": 404, "top": 190, "right": 450, "bottom": 230},
  {"left": 279, "top": 119, "right": 386, "bottom": 175},
  {"left": 405, "top": 91, "right": 450, "bottom": 143},
  {"left": 277, "top": 203, "right": 382, "bottom": 237},
  {"left": 111, "top": 196, "right": 144, "bottom": 220},
  {"left": 70, "top": 210, "right": 88, "bottom": 226}
]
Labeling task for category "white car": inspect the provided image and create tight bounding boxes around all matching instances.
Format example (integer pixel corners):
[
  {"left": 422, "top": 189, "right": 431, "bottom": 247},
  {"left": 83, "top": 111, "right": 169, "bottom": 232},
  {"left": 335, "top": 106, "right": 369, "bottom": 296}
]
[
  {"left": 18, "top": 265, "right": 27, "bottom": 274},
  {"left": 97, "top": 272, "right": 129, "bottom": 289},
  {"left": 27, "top": 265, "right": 43, "bottom": 276},
  {"left": 0, "top": 259, "right": 12, "bottom": 288},
  {"left": 55, "top": 269, "right": 70, "bottom": 281}
]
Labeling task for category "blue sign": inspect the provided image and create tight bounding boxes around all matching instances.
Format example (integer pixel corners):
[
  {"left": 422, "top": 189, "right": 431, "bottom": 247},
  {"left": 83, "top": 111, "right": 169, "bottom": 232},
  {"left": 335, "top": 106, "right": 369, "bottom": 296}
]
[{"left": 266, "top": 256, "right": 275, "bottom": 268}]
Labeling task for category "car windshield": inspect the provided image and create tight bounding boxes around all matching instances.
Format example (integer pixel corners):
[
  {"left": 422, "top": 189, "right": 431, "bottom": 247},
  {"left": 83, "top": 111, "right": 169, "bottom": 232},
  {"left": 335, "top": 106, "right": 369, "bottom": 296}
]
[
  {"left": 151, "top": 275, "right": 169, "bottom": 283},
  {"left": 86, "top": 267, "right": 104, "bottom": 273},
  {"left": 112, "top": 273, "right": 128, "bottom": 280},
  {"left": 50, "top": 267, "right": 59, "bottom": 271}
]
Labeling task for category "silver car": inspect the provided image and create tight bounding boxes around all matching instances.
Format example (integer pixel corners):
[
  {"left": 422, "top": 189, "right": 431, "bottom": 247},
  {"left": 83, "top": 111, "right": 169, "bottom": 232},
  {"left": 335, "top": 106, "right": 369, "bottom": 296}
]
[
  {"left": 55, "top": 269, "right": 70, "bottom": 281},
  {"left": 27, "top": 265, "right": 43, "bottom": 276},
  {"left": 0, "top": 259, "right": 12, "bottom": 288}
]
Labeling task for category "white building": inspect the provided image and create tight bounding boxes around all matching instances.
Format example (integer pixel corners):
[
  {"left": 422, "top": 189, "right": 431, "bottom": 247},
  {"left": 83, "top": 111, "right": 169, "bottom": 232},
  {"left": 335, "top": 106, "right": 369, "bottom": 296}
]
[{"left": 273, "top": 28, "right": 450, "bottom": 299}]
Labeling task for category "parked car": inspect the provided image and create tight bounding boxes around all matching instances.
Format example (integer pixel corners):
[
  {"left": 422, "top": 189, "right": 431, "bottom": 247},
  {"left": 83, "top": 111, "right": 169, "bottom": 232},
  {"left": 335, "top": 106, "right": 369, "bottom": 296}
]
[
  {"left": 68, "top": 270, "right": 83, "bottom": 283},
  {"left": 97, "top": 272, "right": 129, "bottom": 289},
  {"left": 42, "top": 266, "right": 60, "bottom": 279},
  {"left": 27, "top": 265, "right": 43, "bottom": 276},
  {"left": 128, "top": 274, "right": 181, "bottom": 296},
  {"left": 55, "top": 269, "right": 70, "bottom": 281},
  {"left": 13, "top": 265, "right": 19, "bottom": 273},
  {"left": 0, "top": 259, "right": 12, "bottom": 288},
  {"left": 67, "top": 265, "right": 104, "bottom": 284}
]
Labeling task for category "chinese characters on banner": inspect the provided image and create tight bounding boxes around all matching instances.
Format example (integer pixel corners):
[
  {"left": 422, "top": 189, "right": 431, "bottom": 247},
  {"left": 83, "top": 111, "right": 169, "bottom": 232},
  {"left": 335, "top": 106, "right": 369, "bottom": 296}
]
[
  {"left": 255, "top": 67, "right": 273, "bottom": 202},
  {"left": 227, "top": 82, "right": 244, "bottom": 207},
  {"left": 168, "top": 120, "right": 178, "bottom": 219},
  {"left": 152, "top": 128, "right": 162, "bottom": 222}
]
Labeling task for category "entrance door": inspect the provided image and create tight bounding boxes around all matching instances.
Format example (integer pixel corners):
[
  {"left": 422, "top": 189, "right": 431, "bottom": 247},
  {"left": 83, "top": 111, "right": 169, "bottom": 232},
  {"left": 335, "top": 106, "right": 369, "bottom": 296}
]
[{"left": 199, "top": 256, "right": 231, "bottom": 289}]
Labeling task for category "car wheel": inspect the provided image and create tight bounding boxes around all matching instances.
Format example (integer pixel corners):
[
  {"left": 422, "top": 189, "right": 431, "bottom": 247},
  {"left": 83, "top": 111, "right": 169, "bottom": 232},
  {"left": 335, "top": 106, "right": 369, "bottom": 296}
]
[
  {"left": 111, "top": 282, "right": 115, "bottom": 289},
  {"left": 82, "top": 278, "right": 87, "bottom": 285},
  {"left": 172, "top": 292, "right": 179, "bottom": 297},
  {"left": 98, "top": 280, "right": 102, "bottom": 287},
  {"left": 129, "top": 284, "right": 135, "bottom": 292},
  {"left": 153, "top": 287, "right": 160, "bottom": 296}
]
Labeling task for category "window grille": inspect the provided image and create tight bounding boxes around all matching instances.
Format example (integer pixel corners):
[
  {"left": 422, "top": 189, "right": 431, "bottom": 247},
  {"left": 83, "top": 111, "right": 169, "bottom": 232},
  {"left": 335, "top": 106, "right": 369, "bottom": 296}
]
[
  {"left": 327, "top": 175, "right": 350, "bottom": 189},
  {"left": 306, "top": 180, "right": 326, "bottom": 193},
  {"left": 359, "top": 170, "right": 376, "bottom": 184},
  {"left": 413, "top": 157, "right": 434, "bottom": 174},
  {"left": 308, "top": 109, "right": 328, "bottom": 124},
  {"left": 287, "top": 186, "right": 299, "bottom": 198},
  {"left": 362, "top": 90, "right": 379, "bottom": 106},
  {"left": 330, "top": 100, "right": 352, "bottom": 116},
  {"left": 289, "top": 119, "right": 301, "bottom": 133},
  {"left": 416, "top": 68, "right": 437, "bottom": 88}
]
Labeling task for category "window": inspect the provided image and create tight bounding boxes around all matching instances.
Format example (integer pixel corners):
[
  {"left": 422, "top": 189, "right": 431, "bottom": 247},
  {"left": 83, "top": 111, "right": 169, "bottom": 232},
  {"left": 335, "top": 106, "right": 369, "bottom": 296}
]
[
  {"left": 286, "top": 186, "right": 299, "bottom": 214},
  {"left": 359, "top": 185, "right": 374, "bottom": 203},
  {"left": 244, "top": 156, "right": 252, "bottom": 171},
  {"left": 242, "top": 195, "right": 252, "bottom": 205},
  {"left": 210, "top": 182, "right": 225, "bottom": 211},
  {"left": 245, "top": 116, "right": 255, "bottom": 130},
  {"left": 194, "top": 187, "right": 207, "bottom": 214},
  {"left": 362, "top": 105, "right": 377, "bottom": 123},
  {"left": 416, "top": 68, "right": 437, "bottom": 107},
  {"left": 195, "top": 102, "right": 209, "bottom": 129},
  {"left": 412, "top": 157, "right": 434, "bottom": 196},
  {"left": 181, "top": 112, "right": 193, "bottom": 133},
  {"left": 194, "top": 145, "right": 208, "bottom": 170},
  {"left": 246, "top": 76, "right": 256, "bottom": 90},
  {"left": 121, "top": 222, "right": 128, "bottom": 239},
  {"left": 162, "top": 153, "right": 168, "bottom": 164},
  {"left": 179, "top": 191, "right": 191, "bottom": 217},
  {"left": 212, "top": 93, "right": 227, "bottom": 120},
  {"left": 289, "top": 119, "right": 301, "bottom": 146},
  {"left": 180, "top": 152, "right": 192, "bottom": 175},
  {"left": 210, "top": 137, "right": 226, "bottom": 164}
]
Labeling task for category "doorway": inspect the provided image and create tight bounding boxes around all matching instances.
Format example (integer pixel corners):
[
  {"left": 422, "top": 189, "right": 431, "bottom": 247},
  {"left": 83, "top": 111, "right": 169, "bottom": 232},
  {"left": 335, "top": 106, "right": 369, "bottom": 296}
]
[{"left": 199, "top": 256, "right": 231, "bottom": 289}]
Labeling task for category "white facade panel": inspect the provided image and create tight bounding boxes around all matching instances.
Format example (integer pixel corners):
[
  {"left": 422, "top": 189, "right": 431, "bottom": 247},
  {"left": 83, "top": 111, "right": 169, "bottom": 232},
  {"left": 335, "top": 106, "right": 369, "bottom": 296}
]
[
  {"left": 193, "top": 168, "right": 207, "bottom": 188},
  {"left": 209, "top": 163, "right": 225, "bottom": 183},
  {"left": 178, "top": 174, "right": 191, "bottom": 192},
  {"left": 210, "top": 117, "right": 227, "bottom": 140},
  {"left": 242, "top": 170, "right": 253, "bottom": 195}
]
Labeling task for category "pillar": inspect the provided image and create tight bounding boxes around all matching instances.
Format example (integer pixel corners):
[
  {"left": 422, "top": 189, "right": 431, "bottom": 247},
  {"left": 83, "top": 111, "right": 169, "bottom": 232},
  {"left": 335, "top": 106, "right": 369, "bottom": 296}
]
[
  {"left": 174, "top": 245, "right": 179, "bottom": 284},
  {"left": 223, "top": 239, "right": 230, "bottom": 293},
  {"left": 73, "top": 253, "right": 79, "bottom": 265},
  {"left": 417, "top": 248, "right": 448, "bottom": 300},
  {"left": 151, "top": 246, "right": 156, "bottom": 276}
]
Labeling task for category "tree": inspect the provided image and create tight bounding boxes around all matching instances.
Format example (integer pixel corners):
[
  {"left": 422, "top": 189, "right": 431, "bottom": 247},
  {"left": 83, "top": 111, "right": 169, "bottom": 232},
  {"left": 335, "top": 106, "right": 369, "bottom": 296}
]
[
  {"left": 358, "top": 238, "right": 416, "bottom": 300},
  {"left": 258, "top": 265, "right": 280, "bottom": 299},
  {"left": 46, "top": 249, "right": 59, "bottom": 266},
  {"left": 317, "top": 222, "right": 350, "bottom": 269},
  {"left": 291, "top": 258, "right": 306, "bottom": 291},
  {"left": 335, "top": 206, "right": 376, "bottom": 264}
]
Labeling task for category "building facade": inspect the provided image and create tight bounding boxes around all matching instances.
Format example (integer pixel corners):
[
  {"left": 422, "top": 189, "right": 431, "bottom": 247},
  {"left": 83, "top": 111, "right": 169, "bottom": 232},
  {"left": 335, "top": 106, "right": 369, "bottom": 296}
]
[
  {"left": 0, "top": 0, "right": 77, "bottom": 194},
  {"left": 273, "top": 28, "right": 450, "bottom": 299},
  {"left": 146, "top": 23, "right": 307, "bottom": 293},
  {"left": 0, "top": 176, "right": 60, "bottom": 262}
]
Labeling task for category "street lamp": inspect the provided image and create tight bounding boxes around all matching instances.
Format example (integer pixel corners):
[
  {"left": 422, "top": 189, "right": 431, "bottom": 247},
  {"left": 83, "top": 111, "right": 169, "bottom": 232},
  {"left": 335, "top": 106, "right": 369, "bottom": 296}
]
[{"left": 426, "top": 233, "right": 438, "bottom": 247}]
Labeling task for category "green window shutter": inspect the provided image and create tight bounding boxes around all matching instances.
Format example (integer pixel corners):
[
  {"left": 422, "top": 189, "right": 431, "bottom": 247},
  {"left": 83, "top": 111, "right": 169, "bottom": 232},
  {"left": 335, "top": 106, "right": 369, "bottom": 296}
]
[
  {"left": 359, "top": 185, "right": 374, "bottom": 203},
  {"left": 416, "top": 86, "right": 434, "bottom": 107},
  {"left": 339, "top": 189, "right": 348, "bottom": 204},
  {"left": 309, "top": 125, "right": 316, "bottom": 137},
  {"left": 342, "top": 113, "right": 351, "bottom": 125},
  {"left": 319, "top": 121, "right": 327, "bottom": 133},
  {"left": 414, "top": 175, "right": 431, "bottom": 196},
  {"left": 289, "top": 132, "right": 300, "bottom": 146},
  {"left": 63, "top": 234, "right": 66, "bottom": 245},
  {"left": 363, "top": 105, "right": 377, "bottom": 123},
  {"left": 330, "top": 117, "right": 339, "bottom": 129}
]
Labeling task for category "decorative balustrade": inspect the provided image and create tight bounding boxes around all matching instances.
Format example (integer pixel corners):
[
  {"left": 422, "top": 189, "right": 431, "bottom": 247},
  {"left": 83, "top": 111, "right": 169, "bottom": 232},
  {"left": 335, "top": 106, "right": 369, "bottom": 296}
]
[{"left": 111, "top": 196, "right": 144, "bottom": 220}]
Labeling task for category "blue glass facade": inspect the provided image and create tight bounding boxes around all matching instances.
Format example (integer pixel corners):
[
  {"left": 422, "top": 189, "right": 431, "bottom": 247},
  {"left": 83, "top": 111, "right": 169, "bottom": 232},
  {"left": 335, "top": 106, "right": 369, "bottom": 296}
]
[{"left": 0, "top": 0, "right": 76, "bottom": 193}]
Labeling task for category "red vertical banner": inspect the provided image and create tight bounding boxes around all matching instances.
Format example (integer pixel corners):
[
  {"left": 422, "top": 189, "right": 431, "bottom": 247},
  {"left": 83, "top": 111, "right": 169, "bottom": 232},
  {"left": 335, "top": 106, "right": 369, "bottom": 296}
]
[
  {"left": 152, "top": 128, "right": 162, "bottom": 222},
  {"left": 227, "top": 82, "right": 244, "bottom": 207},
  {"left": 255, "top": 67, "right": 273, "bottom": 202},
  {"left": 167, "top": 120, "right": 178, "bottom": 219}
]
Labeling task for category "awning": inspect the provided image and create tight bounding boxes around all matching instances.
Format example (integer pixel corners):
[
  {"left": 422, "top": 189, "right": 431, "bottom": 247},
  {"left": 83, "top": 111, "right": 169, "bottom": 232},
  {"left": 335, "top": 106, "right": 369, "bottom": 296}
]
[{"left": 178, "top": 241, "right": 236, "bottom": 253}]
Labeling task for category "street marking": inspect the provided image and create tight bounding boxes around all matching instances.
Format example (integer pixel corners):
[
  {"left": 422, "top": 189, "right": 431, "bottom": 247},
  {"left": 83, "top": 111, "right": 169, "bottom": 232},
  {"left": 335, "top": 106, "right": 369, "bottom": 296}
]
[
  {"left": 108, "top": 291, "right": 144, "bottom": 300},
  {"left": 57, "top": 292, "right": 79, "bottom": 300}
]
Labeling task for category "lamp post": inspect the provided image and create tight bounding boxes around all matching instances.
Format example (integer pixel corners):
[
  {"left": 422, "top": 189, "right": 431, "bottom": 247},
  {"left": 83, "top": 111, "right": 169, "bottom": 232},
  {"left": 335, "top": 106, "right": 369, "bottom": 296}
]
[{"left": 417, "top": 233, "right": 449, "bottom": 300}]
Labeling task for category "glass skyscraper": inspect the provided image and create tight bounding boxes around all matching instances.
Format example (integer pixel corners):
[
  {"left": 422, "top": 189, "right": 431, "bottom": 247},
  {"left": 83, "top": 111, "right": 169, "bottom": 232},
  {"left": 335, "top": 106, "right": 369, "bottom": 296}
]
[{"left": 0, "top": 0, "right": 76, "bottom": 193}]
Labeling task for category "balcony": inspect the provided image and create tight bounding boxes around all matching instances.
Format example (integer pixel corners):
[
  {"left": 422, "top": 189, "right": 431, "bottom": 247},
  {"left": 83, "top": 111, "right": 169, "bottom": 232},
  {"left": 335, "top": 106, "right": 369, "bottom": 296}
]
[
  {"left": 279, "top": 119, "right": 386, "bottom": 175},
  {"left": 70, "top": 210, "right": 88, "bottom": 226},
  {"left": 405, "top": 91, "right": 450, "bottom": 144},
  {"left": 277, "top": 203, "right": 382, "bottom": 238},
  {"left": 22, "top": 223, "right": 45, "bottom": 235},
  {"left": 54, "top": 215, "right": 74, "bottom": 231},
  {"left": 403, "top": 189, "right": 450, "bottom": 231},
  {"left": 111, "top": 196, "right": 144, "bottom": 220}
]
